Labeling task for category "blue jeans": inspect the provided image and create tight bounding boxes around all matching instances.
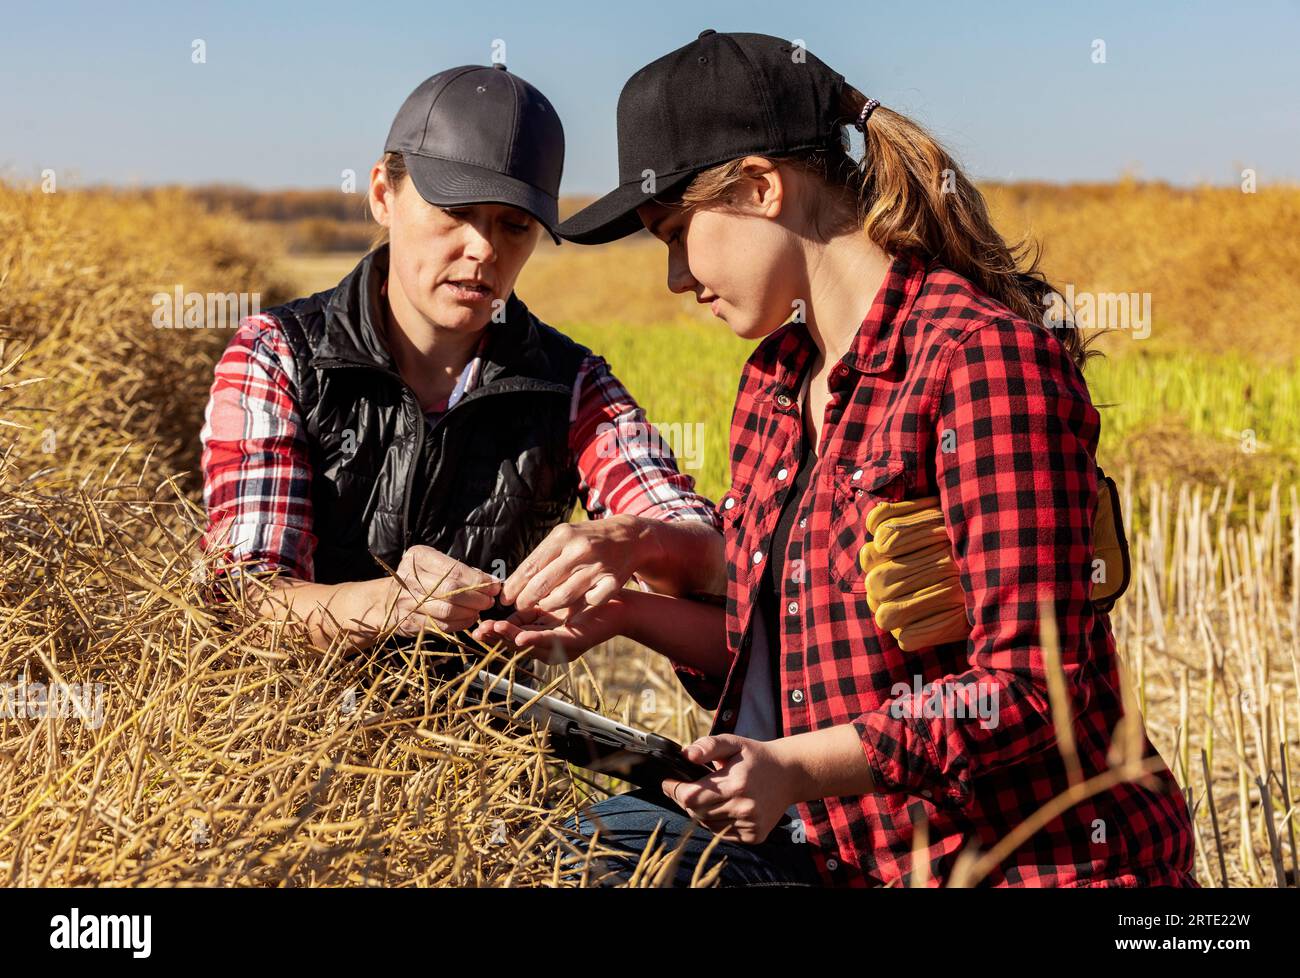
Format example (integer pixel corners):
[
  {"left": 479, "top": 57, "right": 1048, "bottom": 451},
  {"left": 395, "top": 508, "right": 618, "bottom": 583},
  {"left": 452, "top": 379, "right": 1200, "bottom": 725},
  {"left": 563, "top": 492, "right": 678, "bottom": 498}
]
[{"left": 559, "top": 786, "right": 826, "bottom": 887}]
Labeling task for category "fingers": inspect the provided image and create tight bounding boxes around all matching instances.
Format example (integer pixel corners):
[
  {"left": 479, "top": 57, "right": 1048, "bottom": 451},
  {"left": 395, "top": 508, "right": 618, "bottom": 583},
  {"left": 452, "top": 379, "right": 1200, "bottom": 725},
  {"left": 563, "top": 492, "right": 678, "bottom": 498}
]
[
  {"left": 505, "top": 524, "right": 629, "bottom": 616},
  {"left": 471, "top": 607, "right": 553, "bottom": 645},
  {"left": 524, "top": 638, "right": 582, "bottom": 666},
  {"left": 660, "top": 736, "right": 747, "bottom": 814},
  {"left": 470, "top": 620, "right": 495, "bottom": 644},
  {"left": 683, "top": 734, "right": 743, "bottom": 768},
  {"left": 512, "top": 626, "right": 560, "bottom": 648},
  {"left": 478, "top": 622, "right": 584, "bottom": 665},
  {"left": 699, "top": 813, "right": 745, "bottom": 838},
  {"left": 500, "top": 528, "right": 568, "bottom": 607},
  {"left": 516, "top": 616, "right": 601, "bottom": 661},
  {"left": 409, "top": 590, "right": 495, "bottom": 626},
  {"left": 404, "top": 544, "right": 500, "bottom": 590},
  {"left": 533, "top": 567, "right": 608, "bottom": 615},
  {"left": 870, "top": 508, "right": 948, "bottom": 557},
  {"left": 449, "top": 584, "right": 502, "bottom": 612},
  {"left": 395, "top": 613, "right": 468, "bottom": 638},
  {"left": 472, "top": 618, "right": 526, "bottom": 648},
  {"left": 400, "top": 546, "right": 501, "bottom": 613},
  {"left": 662, "top": 780, "right": 749, "bottom": 839},
  {"left": 510, "top": 553, "right": 574, "bottom": 614},
  {"left": 580, "top": 573, "right": 623, "bottom": 610},
  {"left": 661, "top": 778, "right": 684, "bottom": 807},
  {"left": 477, "top": 616, "right": 573, "bottom": 651},
  {"left": 395, "top": 600, "right": 479, "bottom": 635},
  {"left": 662, "top": 770, "right": 729, "bottom": 813}
]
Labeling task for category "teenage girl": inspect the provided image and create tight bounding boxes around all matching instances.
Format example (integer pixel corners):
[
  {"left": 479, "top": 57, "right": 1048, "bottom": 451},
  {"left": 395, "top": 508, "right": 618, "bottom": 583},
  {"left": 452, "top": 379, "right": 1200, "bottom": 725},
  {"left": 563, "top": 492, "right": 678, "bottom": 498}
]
[{"left": 481, "top": 32, "right": 1198, "bottom": 888}]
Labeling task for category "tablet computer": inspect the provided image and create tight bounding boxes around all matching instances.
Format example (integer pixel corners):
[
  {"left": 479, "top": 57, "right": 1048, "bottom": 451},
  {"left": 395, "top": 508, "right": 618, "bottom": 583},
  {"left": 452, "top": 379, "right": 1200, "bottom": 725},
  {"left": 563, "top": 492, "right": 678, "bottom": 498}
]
[{"left": 464, "top": 667, "right": 714, "bottom": 789}]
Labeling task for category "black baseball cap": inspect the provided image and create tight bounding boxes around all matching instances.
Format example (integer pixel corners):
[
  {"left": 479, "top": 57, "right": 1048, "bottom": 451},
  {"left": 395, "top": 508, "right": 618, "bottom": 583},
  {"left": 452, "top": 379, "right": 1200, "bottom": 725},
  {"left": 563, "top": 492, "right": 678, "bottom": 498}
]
[
  {"left": 385, "top": 63, "right": 565, "bottom": 244},
  {"left": 558, "top": 30, "right": 847, "bottom": 245}
]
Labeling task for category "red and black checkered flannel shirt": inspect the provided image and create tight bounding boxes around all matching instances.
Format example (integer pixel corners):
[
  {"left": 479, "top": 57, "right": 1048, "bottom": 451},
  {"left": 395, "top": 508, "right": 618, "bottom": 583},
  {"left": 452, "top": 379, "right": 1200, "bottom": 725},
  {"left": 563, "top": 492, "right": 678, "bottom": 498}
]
[{"left": 674, "top": 252, "right": 1197, "bottom": 887}]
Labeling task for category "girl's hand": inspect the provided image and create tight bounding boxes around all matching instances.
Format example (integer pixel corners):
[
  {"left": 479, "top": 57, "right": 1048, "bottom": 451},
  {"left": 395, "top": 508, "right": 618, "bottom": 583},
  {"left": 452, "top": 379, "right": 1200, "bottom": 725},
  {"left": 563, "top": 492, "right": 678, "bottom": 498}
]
[
  {"left": 660, "top": 734, "right": 800, "bottom": 844},
  {"left": 470, "top": 594, "right": 629, "bottom": 664}
]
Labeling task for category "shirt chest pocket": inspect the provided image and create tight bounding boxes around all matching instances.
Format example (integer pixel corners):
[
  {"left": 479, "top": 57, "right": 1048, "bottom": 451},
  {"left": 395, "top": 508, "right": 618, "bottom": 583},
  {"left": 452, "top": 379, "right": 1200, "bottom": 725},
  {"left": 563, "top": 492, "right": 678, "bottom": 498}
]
[{"left": 828, "top": 456, "right": 910, "bottom": 594}]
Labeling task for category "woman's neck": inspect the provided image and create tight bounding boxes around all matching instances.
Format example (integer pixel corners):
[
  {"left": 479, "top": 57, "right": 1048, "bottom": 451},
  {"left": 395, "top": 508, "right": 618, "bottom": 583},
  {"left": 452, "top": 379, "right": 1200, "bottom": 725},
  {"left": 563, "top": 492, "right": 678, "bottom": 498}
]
[
  {"left": 800, "top": 233, "right": 893, "bottom": 372},
  {"left": 381, "top": 271, "right": 486, "bottom": 408}
]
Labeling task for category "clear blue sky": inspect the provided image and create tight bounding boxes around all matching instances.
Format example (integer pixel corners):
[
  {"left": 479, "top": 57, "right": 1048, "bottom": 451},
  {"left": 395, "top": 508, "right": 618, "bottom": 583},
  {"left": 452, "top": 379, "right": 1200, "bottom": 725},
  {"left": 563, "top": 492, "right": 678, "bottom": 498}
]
[{"left": 2, "top": 0, "right": 1297, "bottom": 191}]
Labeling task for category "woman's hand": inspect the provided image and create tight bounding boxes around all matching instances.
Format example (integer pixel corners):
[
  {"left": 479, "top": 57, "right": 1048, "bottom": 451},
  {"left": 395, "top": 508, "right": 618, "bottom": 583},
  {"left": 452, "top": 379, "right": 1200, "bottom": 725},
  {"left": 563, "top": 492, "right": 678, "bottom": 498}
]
[
  {"left": 498, "top": 515, "right": 655, "bottom": 619},
  {"left": 470, "top": 593, "right": 630, "bottom": 664},
  {"left": 377, "top": 544, "right": 502, "bottom": 636},
  {"left": 660, "top": 734, "right": 802, "bottom": 844}
]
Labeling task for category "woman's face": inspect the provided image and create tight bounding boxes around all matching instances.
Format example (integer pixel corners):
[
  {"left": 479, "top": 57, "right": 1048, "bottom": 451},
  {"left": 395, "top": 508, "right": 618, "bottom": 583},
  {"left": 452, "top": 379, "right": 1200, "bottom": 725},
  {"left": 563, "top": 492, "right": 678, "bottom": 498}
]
[
  {"left": 636, "top": 160, "right": 807, "bottom": 341},
  {"left": 370, "top": 164, "right": 543, "bottom": 332}
]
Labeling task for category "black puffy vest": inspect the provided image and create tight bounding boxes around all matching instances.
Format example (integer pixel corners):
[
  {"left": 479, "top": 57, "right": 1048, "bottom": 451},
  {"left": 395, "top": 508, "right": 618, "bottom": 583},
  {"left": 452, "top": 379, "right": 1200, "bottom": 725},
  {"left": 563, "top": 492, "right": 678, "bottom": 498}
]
[{"left": 266, "top": 244, "right": 591, "bottom": 605}]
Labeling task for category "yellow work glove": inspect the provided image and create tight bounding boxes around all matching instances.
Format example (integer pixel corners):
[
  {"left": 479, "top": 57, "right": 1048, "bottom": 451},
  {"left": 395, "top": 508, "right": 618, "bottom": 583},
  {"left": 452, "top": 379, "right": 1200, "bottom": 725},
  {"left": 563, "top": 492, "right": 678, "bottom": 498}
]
[
  {"left": 857, "top": 469, "right": 1130, "bottom": 650},
  {"left": 1090, "top": 470, "right": 1129, "bottom": 612},
  {"left": 857, "top": 497, "right": 969, "bottom": 651}
]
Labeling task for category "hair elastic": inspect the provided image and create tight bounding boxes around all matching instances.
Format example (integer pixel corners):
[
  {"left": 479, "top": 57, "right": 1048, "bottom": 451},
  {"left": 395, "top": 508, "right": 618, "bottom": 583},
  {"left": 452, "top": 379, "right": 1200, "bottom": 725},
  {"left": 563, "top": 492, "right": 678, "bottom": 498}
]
[{"left": 853, "top": 98, "right": 882, "bottom": 132}]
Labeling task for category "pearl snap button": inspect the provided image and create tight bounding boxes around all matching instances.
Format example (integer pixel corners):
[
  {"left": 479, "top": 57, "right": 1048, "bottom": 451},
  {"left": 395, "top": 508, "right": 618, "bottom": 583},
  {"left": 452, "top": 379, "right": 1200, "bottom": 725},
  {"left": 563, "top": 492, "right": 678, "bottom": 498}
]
[
  {"left": 752, "top": 551, "right": 763, "bottom": 564},
  {"left": 826, "top": 858, "right": 838, "bottom": 871},
  {"left": 776, "top": 394, "right": 792, "bottom": 407},
  {"left": 852, "top": 469, "right": 863, "bottom": 481},
  {"left": 791, "top": 689, "right": 804, "bottom": 703},
  {"left": 787, "top": 601, "right": 799, "bottom": 614},
  {"left": 799, "top": 517, "right": 807, "bottom": 528},
  {"left": 777, "top": 468, "right": 788, "bottom": 481},
  {"left": 723, "top": 497, "right": 735, "bottom": 509}
]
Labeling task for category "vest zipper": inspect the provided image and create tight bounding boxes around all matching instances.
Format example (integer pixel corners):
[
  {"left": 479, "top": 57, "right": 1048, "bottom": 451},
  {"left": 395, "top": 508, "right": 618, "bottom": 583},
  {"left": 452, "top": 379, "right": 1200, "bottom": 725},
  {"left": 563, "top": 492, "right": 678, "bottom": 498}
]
[
  {"left": 311, "top": 357, "right": 572, "bottom": 550},
  {"left": 412, "top": 383, "right": 573, "bottom": 547}
]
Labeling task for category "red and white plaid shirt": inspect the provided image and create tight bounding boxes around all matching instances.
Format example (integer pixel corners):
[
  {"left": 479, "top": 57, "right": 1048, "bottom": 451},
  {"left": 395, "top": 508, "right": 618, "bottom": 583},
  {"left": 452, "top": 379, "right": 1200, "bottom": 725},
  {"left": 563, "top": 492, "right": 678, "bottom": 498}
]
[
  {"left": 200, "top": 307, "right": 720, "bottom": 582},
  {"left": 690, "top": 252, "right": 1197, "bottom": 887}
]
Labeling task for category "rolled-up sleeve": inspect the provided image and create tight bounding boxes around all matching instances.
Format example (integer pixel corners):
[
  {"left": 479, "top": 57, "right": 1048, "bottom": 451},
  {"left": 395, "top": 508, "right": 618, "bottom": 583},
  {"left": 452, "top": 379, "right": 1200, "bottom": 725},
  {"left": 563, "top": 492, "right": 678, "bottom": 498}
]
[
  {"left": 851, "top": 319, "right": 1102, "bottom": 810},
  {"left": 569, "top": 355, "right": 722, "bottom": 530},
  {"left": 199, "top": 314, "right": 316, "bottom": 592}
]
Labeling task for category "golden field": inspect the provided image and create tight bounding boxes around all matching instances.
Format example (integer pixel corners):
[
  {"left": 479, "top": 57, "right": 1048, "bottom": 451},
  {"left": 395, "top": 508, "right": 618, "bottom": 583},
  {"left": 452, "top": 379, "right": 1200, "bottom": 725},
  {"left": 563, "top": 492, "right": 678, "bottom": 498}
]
[{"left": 0, "top": 179, "right": 1297, "bottom": 886}]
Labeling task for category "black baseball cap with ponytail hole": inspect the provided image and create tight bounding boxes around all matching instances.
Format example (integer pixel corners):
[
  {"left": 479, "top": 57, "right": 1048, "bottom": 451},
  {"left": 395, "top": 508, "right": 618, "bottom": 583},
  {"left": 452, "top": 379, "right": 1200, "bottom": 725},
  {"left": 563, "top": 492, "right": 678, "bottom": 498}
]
[{"left": 558, "top": 30, "right": 851, "bottom": 245}]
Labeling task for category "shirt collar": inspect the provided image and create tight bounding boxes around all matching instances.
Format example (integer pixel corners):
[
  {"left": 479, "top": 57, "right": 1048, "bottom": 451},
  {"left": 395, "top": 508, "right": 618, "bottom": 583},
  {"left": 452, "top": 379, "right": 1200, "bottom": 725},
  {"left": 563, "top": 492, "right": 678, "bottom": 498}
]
[{"left": 844, "top": 251, "right": 927, "bottom": 374}]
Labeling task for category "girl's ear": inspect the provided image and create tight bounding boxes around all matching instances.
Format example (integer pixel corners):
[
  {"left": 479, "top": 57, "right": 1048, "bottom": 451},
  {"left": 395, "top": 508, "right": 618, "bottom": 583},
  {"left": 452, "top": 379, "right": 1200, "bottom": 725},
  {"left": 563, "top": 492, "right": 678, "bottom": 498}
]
[{"left": 737, "top": 156, "right": 784, "bottom": 219}]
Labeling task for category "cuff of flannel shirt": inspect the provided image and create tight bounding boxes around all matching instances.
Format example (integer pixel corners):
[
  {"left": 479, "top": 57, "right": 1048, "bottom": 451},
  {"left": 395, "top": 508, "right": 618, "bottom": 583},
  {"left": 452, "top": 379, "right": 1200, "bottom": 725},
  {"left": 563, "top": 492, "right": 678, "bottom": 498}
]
[
  {"left": 671, "top": 661, "right": 726, "bottom": 712},
  {"left": 661, "top": 505, "right": 724, "bottom": 533},
  {"left": 665, "top": 588, "right": 728, "bottom": 712},
  {"left": 198, "top": 555, "right": 298, "bottom": 608},
  {"left": 851, "top": 705, "right": 974, "bottom": 811}
]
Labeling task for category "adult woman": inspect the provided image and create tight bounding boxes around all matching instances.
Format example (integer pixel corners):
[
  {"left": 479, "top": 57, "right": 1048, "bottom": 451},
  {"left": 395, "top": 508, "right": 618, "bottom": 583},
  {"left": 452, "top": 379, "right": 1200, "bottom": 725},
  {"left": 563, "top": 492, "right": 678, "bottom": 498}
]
[
  {"left": 199, "top": 63, "right": 724, "bottom": 654},
  {"left": 482, "top": 31, "right": 1197, "bottom": 888}
]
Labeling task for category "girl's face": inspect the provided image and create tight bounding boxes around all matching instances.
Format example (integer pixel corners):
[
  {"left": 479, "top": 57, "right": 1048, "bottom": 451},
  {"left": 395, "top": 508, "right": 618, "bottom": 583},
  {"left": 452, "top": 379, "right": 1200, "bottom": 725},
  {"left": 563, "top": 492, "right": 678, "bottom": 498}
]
[
  {"left": 369, "top": 163, "right": 543, "bottom": 332},
  {"left": 636, "top": 160, "right": 807, "bottom": 341}
]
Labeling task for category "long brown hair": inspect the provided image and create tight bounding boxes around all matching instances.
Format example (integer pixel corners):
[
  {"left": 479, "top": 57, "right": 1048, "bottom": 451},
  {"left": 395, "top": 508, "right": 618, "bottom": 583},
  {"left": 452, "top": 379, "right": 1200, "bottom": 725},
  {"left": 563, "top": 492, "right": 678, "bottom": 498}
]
[{"left": 670, "top": 85, "right": 1096, "bottom": 371}]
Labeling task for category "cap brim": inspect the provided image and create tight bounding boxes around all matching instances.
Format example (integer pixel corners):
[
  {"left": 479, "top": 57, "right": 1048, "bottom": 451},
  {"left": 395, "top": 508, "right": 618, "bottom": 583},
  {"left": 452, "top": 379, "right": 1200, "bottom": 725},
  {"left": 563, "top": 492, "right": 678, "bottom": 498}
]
[
  {"left": 556, "top": 171, "right": 696, "bottom": 245},
  {"left": 403, "top": 153, "right": 562, "bottom": 245}
]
